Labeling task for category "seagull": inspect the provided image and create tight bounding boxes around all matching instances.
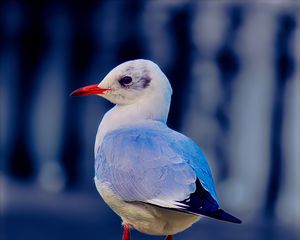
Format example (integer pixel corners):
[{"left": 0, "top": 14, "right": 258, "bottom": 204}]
[{"left": 70, "top": 59, "right": 241, "bottom": 240}]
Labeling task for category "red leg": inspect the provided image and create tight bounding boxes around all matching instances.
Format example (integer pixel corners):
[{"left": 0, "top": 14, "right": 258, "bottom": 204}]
[
  {"left": 122, "top": 224, "right": 130, "bottom": 240},
  {"left": 165, "top": 235, "right": 173, "bottom": 240}
]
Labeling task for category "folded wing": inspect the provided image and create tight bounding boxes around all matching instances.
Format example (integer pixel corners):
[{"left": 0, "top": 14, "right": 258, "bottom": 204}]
[{"left": 95, "top": 121, "right": 241, "bottom": 224}]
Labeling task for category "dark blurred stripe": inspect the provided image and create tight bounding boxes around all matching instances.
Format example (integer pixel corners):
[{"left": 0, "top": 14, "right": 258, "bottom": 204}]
[{"left": 265, "top": 13, "right": 296, "bottom": 219}]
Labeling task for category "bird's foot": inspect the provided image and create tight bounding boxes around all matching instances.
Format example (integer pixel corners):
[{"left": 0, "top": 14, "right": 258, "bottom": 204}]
[
  {"left": 165, "top": 235, "right": 173, "bottom": 240},
  {"left": 122, "top": 224, "right": 131, "bottom": 240}
]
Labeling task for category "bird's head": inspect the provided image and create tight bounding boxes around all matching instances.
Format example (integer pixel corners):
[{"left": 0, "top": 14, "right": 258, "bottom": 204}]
[{"left": 70, "top": 59, "right": 172, "bottom": 105}]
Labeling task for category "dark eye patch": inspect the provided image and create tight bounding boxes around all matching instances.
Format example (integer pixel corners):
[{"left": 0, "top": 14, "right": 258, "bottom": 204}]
[{"left": 119, "top": 76, "right": 132, "bottom": 87}]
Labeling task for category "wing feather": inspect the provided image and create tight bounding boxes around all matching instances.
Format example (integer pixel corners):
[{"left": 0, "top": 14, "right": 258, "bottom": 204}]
[
  {"left": 95, "top": 121, "right": 241, "bottom": 224},
  {"left": 95, "top": 121, "right": 218, "bottom": 207}
]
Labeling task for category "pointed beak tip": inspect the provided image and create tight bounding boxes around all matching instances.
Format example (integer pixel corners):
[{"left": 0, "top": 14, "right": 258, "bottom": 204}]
[
  {"left": 69, "top": 93, "right": 77, "bottom": 97},
  {"left": 69, "top": 91, "right": 78, "bottom": 97},
  {"left": 69, "top": 89, "right": 86, "bottom": 97}
]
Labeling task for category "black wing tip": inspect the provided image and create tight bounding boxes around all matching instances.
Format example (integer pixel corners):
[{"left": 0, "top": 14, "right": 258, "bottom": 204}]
[
  {"left": 177, "top": 178, "right": 242, "bottom": 224},
  {"left": 213, "top": 209, "right": 242, "bottom": 224}
]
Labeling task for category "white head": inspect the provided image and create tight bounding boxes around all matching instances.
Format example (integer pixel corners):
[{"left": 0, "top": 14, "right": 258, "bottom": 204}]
[{"left": 71, "top": 59, "right": 172, "bottom": 107}]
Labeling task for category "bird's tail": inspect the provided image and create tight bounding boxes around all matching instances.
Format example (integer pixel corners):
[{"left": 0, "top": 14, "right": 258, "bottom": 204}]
[{"left": 210, "top": 209, "right": 242, "bottom": 224}]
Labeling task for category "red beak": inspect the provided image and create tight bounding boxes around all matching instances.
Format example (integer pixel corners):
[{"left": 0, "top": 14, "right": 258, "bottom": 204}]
[{"left": 70, "top": 84, "right": 109, "bottom": 96}]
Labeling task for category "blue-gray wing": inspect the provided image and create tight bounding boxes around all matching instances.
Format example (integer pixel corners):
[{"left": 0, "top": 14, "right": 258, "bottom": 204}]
[
  {"left": 95, "top": 121, "right": 219, "bottom": 209},
  {"left": 95, "top": 121, "right": 242, "bottom": 224}
]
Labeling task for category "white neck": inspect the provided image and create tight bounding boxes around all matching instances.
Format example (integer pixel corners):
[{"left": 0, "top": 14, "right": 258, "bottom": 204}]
[{"left": 94, "top": 92, "right": 171, "bottom": 156}]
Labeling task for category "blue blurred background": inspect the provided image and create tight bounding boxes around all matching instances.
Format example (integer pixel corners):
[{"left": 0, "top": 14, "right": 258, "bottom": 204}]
[{"left": 0, "top": 1, "right": 299, "bottom": 240}]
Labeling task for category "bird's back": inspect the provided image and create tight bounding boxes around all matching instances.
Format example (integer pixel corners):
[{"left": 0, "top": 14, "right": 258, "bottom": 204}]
[
  {"left": 95, "top": 120, "right": 241, "bottom": 224},
  {"left": 95, "top": 121, "right": 217, "bottom": 205}
]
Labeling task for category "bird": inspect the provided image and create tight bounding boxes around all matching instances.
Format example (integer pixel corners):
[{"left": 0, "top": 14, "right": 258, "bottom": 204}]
[{"left": 70, "top": 59, "right": 241, "bottom": 240}]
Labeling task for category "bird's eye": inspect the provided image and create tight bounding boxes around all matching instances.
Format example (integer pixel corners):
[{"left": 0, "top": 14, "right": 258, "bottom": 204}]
[{"left": 119, "top": 76, "right": 132, "bottom": 86}]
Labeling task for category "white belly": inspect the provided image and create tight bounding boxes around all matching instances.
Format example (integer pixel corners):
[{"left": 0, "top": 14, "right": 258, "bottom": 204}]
[{"left": 95, "top": 178, "right": 200, "bottom": 236}]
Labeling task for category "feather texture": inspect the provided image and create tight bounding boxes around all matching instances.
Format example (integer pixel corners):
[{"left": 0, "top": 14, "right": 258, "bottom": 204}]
[{"left": 95, "top": 121, "right": 219, "bottom": 208}]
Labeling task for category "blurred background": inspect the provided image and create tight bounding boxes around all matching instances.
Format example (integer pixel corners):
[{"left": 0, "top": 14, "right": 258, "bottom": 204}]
[{"left": 0, "top": 0, "right": 299, "bottom": 239}]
